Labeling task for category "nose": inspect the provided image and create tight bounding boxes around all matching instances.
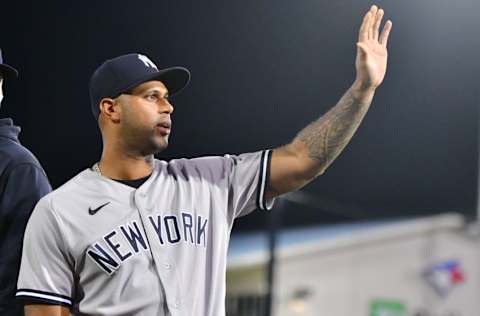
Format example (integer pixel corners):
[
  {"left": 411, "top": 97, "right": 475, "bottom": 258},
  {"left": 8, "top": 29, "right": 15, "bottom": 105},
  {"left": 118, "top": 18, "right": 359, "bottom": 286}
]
[{"left": 159, "top": 99, "right": 174, "bottom": 114}]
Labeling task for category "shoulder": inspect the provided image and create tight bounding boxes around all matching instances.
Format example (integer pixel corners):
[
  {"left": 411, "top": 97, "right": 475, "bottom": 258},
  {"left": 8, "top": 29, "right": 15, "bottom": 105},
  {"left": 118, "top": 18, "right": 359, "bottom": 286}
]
[
  {"left": 157, "top": 151, "right": 265, "bottom": 172},
  {"left": 158, "top": 155, "right": 235, "bottom": 181},
  {"left": 39, "top": 168, "right": 93, "bottom": 211},
  {"left": 154, "top": 151, "right": 265, "bottom": 182},
  {"left": 0, "top": 140, "right": 46, "bottom": 174}
]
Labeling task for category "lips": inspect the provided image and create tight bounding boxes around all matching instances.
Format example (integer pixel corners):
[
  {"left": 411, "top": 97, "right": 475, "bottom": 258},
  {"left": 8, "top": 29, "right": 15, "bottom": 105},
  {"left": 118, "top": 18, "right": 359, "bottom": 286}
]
[
  {"left": 158, "top": 121, "right": 171, "bottom": 129},
  {"left": 156, "top": 121, "right": 172, "bottom": 135}
]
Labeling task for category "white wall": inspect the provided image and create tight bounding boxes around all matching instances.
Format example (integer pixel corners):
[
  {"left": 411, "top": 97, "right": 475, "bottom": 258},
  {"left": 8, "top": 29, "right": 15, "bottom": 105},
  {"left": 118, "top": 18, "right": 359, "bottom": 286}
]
[{"left": 272, "top": 215, "right": 480, "bottom": 316}]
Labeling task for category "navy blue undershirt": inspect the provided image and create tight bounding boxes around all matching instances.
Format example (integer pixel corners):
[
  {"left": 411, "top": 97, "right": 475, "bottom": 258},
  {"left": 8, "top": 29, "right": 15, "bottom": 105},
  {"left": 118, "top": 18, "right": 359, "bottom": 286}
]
[{"left": 112, "top": 174, "right": 151, "bottom": 189}]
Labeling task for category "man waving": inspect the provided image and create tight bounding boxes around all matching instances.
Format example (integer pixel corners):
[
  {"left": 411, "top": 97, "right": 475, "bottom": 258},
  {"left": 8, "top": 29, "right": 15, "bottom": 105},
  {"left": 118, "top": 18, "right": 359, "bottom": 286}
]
[{"left": 17, "top": 5, "right": 392, "bottom": 316}]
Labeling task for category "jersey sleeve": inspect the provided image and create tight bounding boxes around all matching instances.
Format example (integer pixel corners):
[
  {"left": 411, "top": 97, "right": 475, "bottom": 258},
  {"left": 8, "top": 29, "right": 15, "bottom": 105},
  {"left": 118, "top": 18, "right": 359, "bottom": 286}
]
[
  {"left": 227, "top": 149, "right": 275, "bottom": 218},
  {"left": 15, "top": 197, "right": 74, "bottom": 307}
]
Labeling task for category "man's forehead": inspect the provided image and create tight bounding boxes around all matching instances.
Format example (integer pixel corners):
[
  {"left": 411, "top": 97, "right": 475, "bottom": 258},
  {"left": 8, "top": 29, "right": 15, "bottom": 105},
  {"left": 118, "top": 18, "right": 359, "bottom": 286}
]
[{"left": 131, "top": 80, "right": 168, "bottom": 94}]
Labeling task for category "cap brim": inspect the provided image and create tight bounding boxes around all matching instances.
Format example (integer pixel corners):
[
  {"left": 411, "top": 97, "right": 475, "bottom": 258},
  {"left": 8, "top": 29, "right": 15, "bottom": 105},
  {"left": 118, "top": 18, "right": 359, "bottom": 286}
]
[
  {"left": 117, "top": 67, "right": 190, "bottom": 98},
  {"left": 0, "top": 64, "right": 19, "bottom": 80}
]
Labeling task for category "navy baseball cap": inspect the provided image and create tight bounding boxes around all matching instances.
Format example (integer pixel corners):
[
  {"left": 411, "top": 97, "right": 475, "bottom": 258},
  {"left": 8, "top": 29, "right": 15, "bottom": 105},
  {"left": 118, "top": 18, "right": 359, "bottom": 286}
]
[
  {"left": 0, "top": 49, "right": 19, "bottom": 80},
  {"left": 89, "top": 53, "right": 190, "bottom": 119}
]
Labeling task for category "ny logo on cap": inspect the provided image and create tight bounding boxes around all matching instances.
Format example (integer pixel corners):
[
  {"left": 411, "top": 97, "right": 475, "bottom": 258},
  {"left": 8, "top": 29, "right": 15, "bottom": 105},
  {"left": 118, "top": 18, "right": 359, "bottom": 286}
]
[{"left": 138, "top": 54, "right": 158, "bottom": 70}]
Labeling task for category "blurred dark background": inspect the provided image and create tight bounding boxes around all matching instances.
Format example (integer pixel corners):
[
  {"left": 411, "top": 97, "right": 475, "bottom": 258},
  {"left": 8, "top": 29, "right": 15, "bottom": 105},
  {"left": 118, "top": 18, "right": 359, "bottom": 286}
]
[{"left": 0, "top": 0, "right": 479, "bottom": 230}]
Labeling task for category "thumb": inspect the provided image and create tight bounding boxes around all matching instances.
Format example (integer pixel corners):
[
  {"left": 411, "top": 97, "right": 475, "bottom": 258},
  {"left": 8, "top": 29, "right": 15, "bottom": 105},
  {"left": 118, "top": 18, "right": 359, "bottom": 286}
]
[{"left": 356, "top": 42, "right": 368, "bottom": 57}]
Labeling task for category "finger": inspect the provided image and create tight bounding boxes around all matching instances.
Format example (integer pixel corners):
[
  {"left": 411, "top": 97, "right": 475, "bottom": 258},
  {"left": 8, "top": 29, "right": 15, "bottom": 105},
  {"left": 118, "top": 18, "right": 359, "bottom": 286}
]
[
  {"left": 364, "top": 12, "right": 373, "bottom": 41},
  {"left": 379, "top": 20, "right": 393, "bottom": 47},
  {"left": 358, "top": 11, "right": 371, "bottom": 42},
  {"left": 368, "top": 5, "right": 378, "bottom": 40},
  {"left": 373, "top": 9, "right": 384, "bottom": 41}
]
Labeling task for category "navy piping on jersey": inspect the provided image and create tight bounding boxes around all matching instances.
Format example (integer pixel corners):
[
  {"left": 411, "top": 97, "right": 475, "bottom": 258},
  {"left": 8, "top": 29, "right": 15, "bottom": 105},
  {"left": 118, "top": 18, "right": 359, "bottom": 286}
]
[
  {"left": 16, "top": 288, "right": 72, "bottom": 307},
  {"left": 256, "top": 149, "right": 273, "bottom": 211}
]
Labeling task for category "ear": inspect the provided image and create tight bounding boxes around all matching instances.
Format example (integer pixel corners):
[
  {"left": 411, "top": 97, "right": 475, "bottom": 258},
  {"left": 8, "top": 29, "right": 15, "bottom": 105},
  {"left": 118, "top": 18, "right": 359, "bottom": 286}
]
[{"left": 99, "top": 98, "right": 121, "bottom": 123}]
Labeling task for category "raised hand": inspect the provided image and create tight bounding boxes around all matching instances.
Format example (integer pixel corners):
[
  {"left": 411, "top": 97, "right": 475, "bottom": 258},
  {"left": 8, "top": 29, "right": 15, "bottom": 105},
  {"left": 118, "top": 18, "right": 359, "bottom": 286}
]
[
  {"left": 354, "top": 5, "right": 392, "bottom": 92},
  {"left": 266, "top": 6, "right": 394, "bottom": 199}
]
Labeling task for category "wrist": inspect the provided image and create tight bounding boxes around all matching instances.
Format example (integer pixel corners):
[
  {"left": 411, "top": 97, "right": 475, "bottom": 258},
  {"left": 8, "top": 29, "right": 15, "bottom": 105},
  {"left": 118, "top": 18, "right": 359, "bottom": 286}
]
[{"left": 350, "top": 81, "right": 376, "bottom": 103}]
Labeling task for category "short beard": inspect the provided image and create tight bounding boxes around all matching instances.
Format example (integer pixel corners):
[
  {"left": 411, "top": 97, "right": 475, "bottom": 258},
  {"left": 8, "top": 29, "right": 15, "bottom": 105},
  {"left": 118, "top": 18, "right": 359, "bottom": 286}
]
[
  {"left": 130, "top": 133, "right": 168, "bottom": 157},
  {"left": 145, "top": 134, "right": 168, "bottom": 156},
  {"left": 119, "top": 125, "right": 167, "bottom": 157}
]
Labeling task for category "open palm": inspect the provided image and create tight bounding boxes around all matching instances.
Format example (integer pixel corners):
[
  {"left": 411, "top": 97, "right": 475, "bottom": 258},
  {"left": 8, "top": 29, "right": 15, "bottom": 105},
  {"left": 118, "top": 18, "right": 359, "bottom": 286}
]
[{"left": 355, "top": 6, "right": 392, "bottom": 90}]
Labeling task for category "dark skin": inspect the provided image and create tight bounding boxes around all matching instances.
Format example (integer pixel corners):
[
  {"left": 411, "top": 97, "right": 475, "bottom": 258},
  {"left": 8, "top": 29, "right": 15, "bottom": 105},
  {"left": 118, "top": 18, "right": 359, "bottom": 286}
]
[
  {"left": 95, "top": 80, "right": 173, "bottom": 180},
  {"left": 268, "top": 5, "right": 391, "bottom": 198},
  {"left": 24, "top": 305, "right": 69, "bottom": 316},
  {"left": 26, "top": 5, "right": 392, "bottom": 315}
]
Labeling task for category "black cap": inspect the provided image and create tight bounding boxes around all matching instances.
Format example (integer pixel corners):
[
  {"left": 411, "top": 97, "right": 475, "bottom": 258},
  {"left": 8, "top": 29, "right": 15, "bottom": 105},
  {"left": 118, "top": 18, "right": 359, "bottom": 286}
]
[
  {"left": 89, "top": 53, "right": 190, "bottom": 119},
  {"left": 0, "top": 49, "right": 19, "bottom": 80}
]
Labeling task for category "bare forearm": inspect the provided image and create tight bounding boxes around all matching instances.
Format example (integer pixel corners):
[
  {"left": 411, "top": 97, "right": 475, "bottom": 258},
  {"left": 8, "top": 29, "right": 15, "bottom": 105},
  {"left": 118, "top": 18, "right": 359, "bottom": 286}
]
[
  {"left": 266, "top": 84, "right": 375, "bottom": 197},
  {"left": 294, "top": 84, "right": 374, "bottom": 176},
  {"left": 266, "top": 6, "right": 391, "bottom": 198},
  {"left": 25, "top": 304, "right": 70, "bottom": 316}
]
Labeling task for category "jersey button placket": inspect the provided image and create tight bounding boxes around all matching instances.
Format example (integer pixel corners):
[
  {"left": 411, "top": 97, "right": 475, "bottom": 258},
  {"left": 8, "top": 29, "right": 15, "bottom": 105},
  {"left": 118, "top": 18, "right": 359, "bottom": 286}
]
[
  {"left": 134, "top": 191, "right": 148, "bottom": 210},
  {"left": 133, "top": 190, "right": 172, "bottom": 313},
  {"left": 134, "top": 190, "right": 183, "bottom": 314},
  {"left": 169, "top": 298, "right": 181, "bottom": 310}
]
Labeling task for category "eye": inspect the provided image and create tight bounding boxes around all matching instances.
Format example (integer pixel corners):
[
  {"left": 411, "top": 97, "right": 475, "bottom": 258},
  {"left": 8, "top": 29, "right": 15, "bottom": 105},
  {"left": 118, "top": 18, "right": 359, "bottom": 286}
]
[{"left": 145, "top": 93, "right": 158, "bottom": 101}]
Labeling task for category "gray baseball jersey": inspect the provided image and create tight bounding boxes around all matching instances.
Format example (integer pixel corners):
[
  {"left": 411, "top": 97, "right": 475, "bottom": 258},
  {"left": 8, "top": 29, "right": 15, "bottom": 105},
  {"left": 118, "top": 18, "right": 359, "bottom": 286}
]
[{"left": 16, "top": 150, "right": 274, "bottom": 315}]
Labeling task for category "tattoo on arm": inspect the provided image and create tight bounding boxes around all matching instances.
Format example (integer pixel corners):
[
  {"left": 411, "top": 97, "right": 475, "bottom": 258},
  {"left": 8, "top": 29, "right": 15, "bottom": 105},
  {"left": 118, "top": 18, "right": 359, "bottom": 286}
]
[{"left": 295, "top": 89, "right": 372, "bottom": 175}]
